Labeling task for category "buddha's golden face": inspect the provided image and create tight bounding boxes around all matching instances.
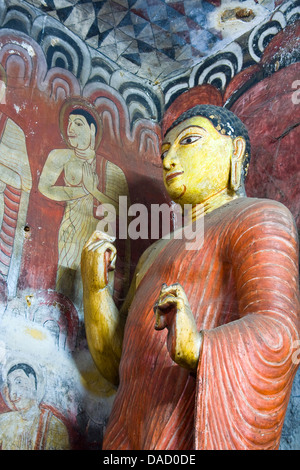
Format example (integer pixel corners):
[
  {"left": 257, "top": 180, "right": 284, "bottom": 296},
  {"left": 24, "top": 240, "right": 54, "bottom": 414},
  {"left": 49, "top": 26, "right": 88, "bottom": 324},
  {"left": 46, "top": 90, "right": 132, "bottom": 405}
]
[{"left": 161, "top": 116, "right": 234, "bottom": 205}]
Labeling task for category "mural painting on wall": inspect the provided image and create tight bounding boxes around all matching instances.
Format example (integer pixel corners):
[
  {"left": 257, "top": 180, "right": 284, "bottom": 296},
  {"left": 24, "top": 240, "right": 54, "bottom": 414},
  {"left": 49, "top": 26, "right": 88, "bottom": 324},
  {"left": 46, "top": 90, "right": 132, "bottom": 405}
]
[
  {"left": 38, "top": 98, "right": 131, "bottom": 310},
  {"left": 0, "top": 64, "right": 32, "bottom": 301},
  {"left": 0, "top": 23, "right": 161, "bottom": 449},
  {"left": 0, "top": 359, "right": 70, "bottom": 450}
]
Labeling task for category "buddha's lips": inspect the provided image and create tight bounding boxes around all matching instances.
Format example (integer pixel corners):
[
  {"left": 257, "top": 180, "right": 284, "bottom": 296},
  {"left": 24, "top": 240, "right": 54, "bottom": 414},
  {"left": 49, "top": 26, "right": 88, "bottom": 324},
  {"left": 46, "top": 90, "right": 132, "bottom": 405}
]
[{"left": 166, "top": 171, "right": 184, "bottom": 182}]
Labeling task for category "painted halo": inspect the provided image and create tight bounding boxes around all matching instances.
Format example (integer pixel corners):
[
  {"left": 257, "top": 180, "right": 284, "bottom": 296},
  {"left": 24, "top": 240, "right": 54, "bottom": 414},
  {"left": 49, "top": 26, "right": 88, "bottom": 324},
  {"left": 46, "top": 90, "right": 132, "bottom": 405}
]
[{"left": 59, "top": 98, "right": 103, "bottom": 151}]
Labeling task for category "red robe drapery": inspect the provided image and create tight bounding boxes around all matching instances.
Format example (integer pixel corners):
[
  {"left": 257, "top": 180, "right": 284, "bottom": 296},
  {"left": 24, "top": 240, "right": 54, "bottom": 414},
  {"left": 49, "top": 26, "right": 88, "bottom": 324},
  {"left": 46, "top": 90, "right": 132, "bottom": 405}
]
[{"left": 103, "top": 197, "right": 300, "bottom": 450}]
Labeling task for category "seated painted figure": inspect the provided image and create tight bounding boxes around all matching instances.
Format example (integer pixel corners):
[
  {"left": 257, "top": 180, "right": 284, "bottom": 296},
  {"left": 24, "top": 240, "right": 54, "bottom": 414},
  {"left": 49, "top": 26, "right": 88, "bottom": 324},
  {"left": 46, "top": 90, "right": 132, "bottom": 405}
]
[{"left": 81, "top": 105, "right": 300, "bottom": 450}]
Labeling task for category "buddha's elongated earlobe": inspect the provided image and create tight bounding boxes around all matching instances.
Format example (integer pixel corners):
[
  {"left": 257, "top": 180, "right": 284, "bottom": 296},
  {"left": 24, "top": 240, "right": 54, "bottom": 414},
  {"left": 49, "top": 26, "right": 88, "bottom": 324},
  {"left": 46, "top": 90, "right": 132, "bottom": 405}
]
[
  {"left": 90, "top": 123, "right": 96, "bottom": 151},
  {"left": 230, "top": 136, "right": 246, "bottom": 191}
]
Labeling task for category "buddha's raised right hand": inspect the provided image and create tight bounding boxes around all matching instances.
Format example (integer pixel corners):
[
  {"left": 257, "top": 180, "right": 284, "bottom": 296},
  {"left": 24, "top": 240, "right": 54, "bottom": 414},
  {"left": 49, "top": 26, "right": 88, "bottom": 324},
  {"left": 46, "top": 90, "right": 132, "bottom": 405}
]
[
  {"left": 81, "top": 230, "right": 122, "bottom": 386},
  {"left": 81, "top": 230, "right": 116, "bottom": 291}
]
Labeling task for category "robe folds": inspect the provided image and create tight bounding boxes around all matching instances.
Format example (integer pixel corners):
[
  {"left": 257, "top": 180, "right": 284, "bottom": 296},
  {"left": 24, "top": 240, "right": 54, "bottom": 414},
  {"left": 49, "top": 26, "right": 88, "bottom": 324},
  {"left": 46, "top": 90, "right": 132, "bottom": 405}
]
[{"left": 103, "top": 197, "right": 300, "bottom": 450}]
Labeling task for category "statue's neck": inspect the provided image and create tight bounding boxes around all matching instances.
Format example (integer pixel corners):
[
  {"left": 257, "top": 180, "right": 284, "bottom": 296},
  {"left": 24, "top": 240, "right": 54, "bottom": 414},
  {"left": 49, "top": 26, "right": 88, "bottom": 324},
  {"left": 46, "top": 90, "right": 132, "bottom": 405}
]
[{"left": 188, "top": 187, "right": 243, "bottom": 222}]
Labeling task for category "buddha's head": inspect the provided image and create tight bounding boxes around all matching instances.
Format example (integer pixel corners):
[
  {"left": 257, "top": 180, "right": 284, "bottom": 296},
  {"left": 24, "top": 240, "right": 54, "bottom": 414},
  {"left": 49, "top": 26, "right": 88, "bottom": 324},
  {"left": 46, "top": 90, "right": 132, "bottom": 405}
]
[
  {"left": 161, "top": 105, "right": 251, "bottom": 206},
  {"left": 67, "top": 109, "right": 98, "bottom": 151}
]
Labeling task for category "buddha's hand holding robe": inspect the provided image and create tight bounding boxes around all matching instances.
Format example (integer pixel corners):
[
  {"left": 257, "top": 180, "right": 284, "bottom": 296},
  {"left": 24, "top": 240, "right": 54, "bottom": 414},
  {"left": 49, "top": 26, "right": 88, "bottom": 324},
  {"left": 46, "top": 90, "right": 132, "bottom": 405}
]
[{"left": 154, "top": 282, "right": 202, "bottom": 373}]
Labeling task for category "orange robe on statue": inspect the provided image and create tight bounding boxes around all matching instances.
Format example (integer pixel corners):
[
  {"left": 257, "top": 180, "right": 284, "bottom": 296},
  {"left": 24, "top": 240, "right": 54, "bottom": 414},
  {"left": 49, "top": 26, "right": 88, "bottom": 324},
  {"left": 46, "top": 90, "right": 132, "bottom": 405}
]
[{"left": 103, "top": 197, "right": 300, "bottom": 450}]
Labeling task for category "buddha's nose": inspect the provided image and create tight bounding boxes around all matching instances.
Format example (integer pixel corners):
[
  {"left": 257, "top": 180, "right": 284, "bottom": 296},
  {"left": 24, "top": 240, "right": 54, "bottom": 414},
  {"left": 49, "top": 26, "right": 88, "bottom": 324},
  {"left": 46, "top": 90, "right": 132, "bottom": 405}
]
[
  {"left": 163, "top": 161, "right": 174, "bottom": 171},
  {"left": 163, "top": 151, "right": 177, "bottom": 171}
]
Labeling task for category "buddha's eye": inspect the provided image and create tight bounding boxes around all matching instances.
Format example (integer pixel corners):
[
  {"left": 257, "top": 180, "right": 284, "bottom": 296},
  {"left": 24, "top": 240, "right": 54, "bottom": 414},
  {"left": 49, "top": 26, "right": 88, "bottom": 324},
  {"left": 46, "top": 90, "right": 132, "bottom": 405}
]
[
  {"left": 161, "top": 150, "right": 168, "bottom": 161},
  {"left": 180, "top": 135, "right": 201, "bottom": 145}
]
